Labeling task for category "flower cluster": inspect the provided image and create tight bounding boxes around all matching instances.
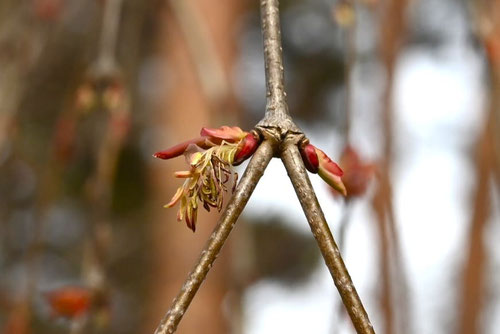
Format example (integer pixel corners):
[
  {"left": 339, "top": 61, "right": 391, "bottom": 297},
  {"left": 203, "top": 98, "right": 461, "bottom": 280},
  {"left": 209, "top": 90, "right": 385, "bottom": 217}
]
[
  {"left": 154, "top": 126, "right": 260, "bottom": 232},
  {"left": 299, "top": 143, "right": 347, "bottom": 196}
]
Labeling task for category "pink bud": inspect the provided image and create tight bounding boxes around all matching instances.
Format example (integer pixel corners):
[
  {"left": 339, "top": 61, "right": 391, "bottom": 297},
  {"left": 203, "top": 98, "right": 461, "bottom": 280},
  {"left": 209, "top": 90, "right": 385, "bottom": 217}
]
[
  {"left": 315, "top": 147, "right": 346, "bottom": 196},
  {"left": 300, "top": 143, "right": 346, "bottom": 196},
  {"left": 299, "top": 144, "right": 319, "bottom": 173},
  {"left": 234, "top": 133, "right": 260, "bottom": 165}
]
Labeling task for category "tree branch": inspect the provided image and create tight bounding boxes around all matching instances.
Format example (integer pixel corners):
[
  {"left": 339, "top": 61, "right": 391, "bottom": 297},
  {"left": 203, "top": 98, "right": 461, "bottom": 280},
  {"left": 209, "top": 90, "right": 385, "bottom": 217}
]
[
  {"left": 154, "top": 1, "right": 375, "bottom": 333},
  {"left": 154, "top": 140, "right": 275, "bottom": 334},
  {"left": 281, "top": 139, "right": 375, "bottom": 334},
  {"left": 257, "top": 0, "right": 300, "bottom": 134}
]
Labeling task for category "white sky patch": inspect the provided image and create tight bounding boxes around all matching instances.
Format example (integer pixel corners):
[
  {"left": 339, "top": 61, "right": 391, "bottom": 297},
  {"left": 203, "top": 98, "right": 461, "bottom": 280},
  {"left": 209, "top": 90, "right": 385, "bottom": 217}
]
[{"left": 243, "top": 266, "right": 335, "bottom": 334}]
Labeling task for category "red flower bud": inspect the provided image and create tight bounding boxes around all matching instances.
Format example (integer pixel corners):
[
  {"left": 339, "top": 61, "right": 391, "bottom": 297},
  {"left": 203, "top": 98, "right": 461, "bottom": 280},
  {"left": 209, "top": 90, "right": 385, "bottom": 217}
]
[
  {"left": 300, "top": 143, "right": 346, "bottom": 196},
  {"left": 300, "top": 144, "right": 319, "bottom": 173},
  {"left": 316, "top": 147, "right": 346, "bottom": 196},
  {"left": 234, "top": 133, "right": 260, "bottom": 165}
]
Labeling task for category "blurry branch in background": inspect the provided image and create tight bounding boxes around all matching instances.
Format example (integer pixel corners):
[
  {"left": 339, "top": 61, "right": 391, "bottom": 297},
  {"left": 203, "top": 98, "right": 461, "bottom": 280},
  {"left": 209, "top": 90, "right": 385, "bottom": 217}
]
[
  {"left": 458, "top": 2, "right": 500, "bottom": 333},
  {"left": 0, "top": 5, "right": 42, "bottom": 155},
  {"left": 91, "top": 0, "right": 123, "bottom": 78},
  {"left": 472, "top": 0, "right": 500, "bottom": 187},
  {"left": 79, "top": 80, "right": 130, "bottom": 332},
  {"left": 374, "top": 0, "right": 412, "bottom": 333},
  {"left": 167, "top": 0, "right": 229, "bottom": 109},
  {"left": 457, "top": 83, "right": 494, "bottom": 334},
  {"left": 16, "top": 0, "right": 129, "bottom": 331},
  {"left": 154, "top": 1, "right": 375, "bottom": 333},
  {"left": 332, "top": 0, "right": 357, "bottom": 250},
  {"left": 78, "top": 0, "right": 129, "bottom": 332},
  {"left": 331, "top": 3, "right": 365, "bottom": 331},
  {"left": 334, "top": 0, "right": 356, "bottom": 141},
  {"left": 1, "top": 3, "right": 71, "bottom": 331}
]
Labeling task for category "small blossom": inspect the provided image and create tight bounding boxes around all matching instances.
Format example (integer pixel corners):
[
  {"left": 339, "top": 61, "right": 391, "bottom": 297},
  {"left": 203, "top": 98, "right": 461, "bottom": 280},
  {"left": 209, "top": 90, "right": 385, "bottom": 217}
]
[
  {"left": 300, "top": 143, "right": 347, "bottom": 196},
  {"left": 155, "top": 126, "right": 260, "bottom": 231},
  {"left": 44, "top": 286, "right": 91, "bottom": 319}
]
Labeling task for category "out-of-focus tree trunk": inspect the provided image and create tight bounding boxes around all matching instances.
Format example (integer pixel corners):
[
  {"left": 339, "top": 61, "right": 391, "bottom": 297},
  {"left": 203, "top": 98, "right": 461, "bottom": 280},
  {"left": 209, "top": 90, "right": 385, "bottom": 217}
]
[
  {"left": 374, "top": 1, "right": 411, "bottom": 334},
  {"left": 145, "top": 1, "right": 248, "bottom": 333},
  {"left": 457, "top": 115, "right": 492, "bottom": 334},
  {"left": 458, "top": 3, "right": 500, "bottom": 333},
  {"left": 456, "top": 0, "right": 500, "bottom": 334}
]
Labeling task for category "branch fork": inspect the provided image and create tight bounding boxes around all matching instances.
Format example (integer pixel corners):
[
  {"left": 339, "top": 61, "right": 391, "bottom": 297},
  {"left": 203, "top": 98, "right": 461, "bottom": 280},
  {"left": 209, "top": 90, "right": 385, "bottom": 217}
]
[{"left": 154, "top": 1, "right": 375, "bottom": 333}]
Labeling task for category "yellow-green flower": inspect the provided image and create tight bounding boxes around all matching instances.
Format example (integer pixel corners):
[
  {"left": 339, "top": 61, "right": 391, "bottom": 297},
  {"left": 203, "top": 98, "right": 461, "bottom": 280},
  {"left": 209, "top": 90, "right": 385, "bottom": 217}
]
[{"left": 154, "top": 126, "right": 260, "bottom": 231}]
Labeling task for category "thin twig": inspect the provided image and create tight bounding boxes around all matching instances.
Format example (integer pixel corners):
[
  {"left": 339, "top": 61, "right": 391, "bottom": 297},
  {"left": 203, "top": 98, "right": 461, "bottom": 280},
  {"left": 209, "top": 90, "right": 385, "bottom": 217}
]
[
  {"left": 257, "top": 0, "right": 300, "bottom": 134},
  {"left": 154, "top": 140, "right": 275, "bottom": 334},
  {"left": 259, "top": 1, "right": 374, "bottom": 331},
  {"left": 281, "top": 140, "right": 375, "bottom": 334},
  {"left": 331, "top": 201, "right": 354, "bottom": 334}
]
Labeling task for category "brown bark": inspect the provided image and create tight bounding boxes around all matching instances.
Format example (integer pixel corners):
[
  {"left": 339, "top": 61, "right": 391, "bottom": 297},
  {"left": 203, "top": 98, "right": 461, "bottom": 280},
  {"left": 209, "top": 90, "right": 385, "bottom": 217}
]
[
  {"left": 458, "top": 2, "right": 500, "bottom": 332},
  {"left": 374, "top": 1, "right": 411, "bottom": 333},
  {"left": 145, "top": 1, "right": 248, "bottom": 333},
  {"left": 457, "top": 100, "right": 493, "bottom": 334},
  {"left": 457, "top": 56, "right": 497, "bottom": 334}
]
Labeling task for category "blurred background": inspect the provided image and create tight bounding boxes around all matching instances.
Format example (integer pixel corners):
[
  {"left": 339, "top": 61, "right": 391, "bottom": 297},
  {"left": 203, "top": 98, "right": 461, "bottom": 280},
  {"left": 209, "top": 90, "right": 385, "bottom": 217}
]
[{"left": 0, "top": 0, "right": 499, "bottom": 333}]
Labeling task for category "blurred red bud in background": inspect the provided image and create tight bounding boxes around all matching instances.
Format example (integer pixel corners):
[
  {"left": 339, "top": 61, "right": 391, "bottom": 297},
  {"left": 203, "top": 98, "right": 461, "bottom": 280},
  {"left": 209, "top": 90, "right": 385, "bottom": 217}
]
[
  {"left": 332, "top": 146, "right": 376, "bottom": 200},
  {"left": 44, "top": 286, "right": 91, "bottom": 319}
]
